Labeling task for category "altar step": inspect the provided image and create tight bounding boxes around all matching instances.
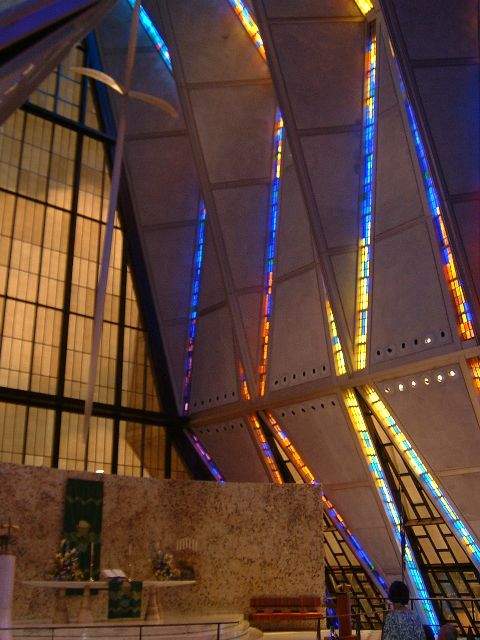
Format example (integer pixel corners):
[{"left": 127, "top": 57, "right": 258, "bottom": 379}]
[{"left": 7, "top": 616, "right": 259, "bottom": 640}]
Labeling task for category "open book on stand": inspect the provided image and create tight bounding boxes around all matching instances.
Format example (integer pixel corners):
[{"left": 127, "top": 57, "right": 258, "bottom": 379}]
[{"left": 100, "top": 569, "right": 127, "bottom": 580}]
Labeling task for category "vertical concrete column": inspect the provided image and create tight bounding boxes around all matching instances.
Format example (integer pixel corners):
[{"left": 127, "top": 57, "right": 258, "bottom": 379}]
[{"left": 0, "top": 554, "right": 15, "bottom": 640}]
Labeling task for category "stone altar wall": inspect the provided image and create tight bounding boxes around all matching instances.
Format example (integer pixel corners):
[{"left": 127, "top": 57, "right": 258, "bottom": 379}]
[{"left": 0, "top": 463, "right": 324, "bottom": 622}]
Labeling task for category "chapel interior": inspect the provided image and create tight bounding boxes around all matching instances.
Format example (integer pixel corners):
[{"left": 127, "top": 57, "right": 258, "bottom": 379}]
[{"left": 0, "top": 0, "right": 479, "bottom": 638}]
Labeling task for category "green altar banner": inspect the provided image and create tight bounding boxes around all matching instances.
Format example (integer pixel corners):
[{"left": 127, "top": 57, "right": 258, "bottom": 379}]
[
  {"left": 63, "top": 478, "right": 103, "bottom": 581},
  {"left": 108, "top": 581, "right": 143, "bottom": 619}
]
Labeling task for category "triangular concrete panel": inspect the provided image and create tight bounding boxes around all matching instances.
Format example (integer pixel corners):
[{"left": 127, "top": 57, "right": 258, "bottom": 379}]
[
  {"left": 268, "top": 268, "right": 332, "bottom": 391},
  {"left": 375, "top": 36, "right": 424, "bottom": 235},
  {"left": 192, "top": 418, "right": 270, "bottom": 481},
  {"left": 189, "top": 307, "right": 240, "bottom": 411},
  {"left": 197, "top": 224, "right": 227, "bottom": 313},
  {"left": 275, "top": 139, "right": 315, "bottom": 278},
  {"left": 213, "top": 184, "right": 269, "bottom": 291}
]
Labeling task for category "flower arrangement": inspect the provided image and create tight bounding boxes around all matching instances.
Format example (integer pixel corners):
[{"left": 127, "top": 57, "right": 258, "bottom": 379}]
[
  {"left": 152, "top": 544, "right": 180, "bottom": 581},
  {"left": 51, "top": 539, "right": 84, "bottom": 581}
]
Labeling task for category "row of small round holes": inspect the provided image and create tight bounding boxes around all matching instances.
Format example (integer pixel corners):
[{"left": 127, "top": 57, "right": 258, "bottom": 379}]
[
  {"left": 280, "top": 400, "right": 337, "bottom": 417},
  {"left": 374, "top": 330, "right": 448, "bottom": 359},
  {"left": 197, "top": 423, "right": 244, "bottom": 435},
  {"left": 384, "top": 368, "right": 457, "bottom": 394},
  {"left": 192, "top": 391, "right": 237, "bottom": 409},
  {"left": 273, "top": 365, "right": 328, "bottom": 386},
  {"left": 192, "top": 365, "right": 331, "bottom": 406}
]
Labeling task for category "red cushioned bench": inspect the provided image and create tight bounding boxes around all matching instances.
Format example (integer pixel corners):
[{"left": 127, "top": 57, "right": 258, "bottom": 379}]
[{"left": 249, "top": 596, "right": 323, "bottom": 640}]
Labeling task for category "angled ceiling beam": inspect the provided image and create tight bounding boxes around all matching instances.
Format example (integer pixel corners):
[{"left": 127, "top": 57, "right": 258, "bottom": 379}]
[
  {"left": 250, "top": 0, "right": 366, "bottom": 371},
  {"left": 155, "top": 0, "right": 266, "bottom": 396},
  {"left": 0, "top": 0, "right": 116, "bottom": 125},
  {"left": 189, "top": 341, "right": 480, "bottom": 426},
  {"left": 378, "top": 1, "right": 480, "bottom": 328},
  {"left": 0, "top": 0, "right": 100, "bottom": 52}
]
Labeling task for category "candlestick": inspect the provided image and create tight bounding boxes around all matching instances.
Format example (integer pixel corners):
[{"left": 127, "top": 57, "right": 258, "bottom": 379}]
[
  {"left": 127, "top": 542, "right": 133, "bottom": 581},
  {"left": 89, "top": 542, "right": 95, "bottom": 581}
]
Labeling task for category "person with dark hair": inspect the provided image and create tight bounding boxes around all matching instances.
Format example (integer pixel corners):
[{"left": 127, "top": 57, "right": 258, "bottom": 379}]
[
  {"left": 438, "top": 623, "right": 458, "bottom": 640},
  {"left": 382, "top": 581, "right": 426, "bottom": 640}
]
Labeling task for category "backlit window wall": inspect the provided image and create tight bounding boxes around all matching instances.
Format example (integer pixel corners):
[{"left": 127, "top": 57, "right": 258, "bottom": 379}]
[{"left": 0, "top": 43, "right": 188, "bottom": 480}]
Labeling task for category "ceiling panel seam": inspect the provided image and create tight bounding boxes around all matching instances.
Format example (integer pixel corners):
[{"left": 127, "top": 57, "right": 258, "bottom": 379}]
[
  {"left": 251, "top": 0, "right": 361, "bottom": 370},
  {"left": 379, "top": 5, "right": 480, "bottom": 334},
  {"left": 158, "top": 0, "right": 261, "bottom": 396},
  {"left": 188, "top": 347, "right": 480, "bottom": 427}
]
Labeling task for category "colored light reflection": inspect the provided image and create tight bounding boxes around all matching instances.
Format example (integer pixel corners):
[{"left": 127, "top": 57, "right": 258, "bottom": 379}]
[
  {"left": 325, "top": 299, "right": 347, "bottom": 376},
  {"left": 391, "top": 52, "right": 475, "bottom": 342},
  {"left": 354, "top": 0, "right": 374, "bottom": 15},
  {"left": 248, "top": 414, "right": 283, "bottom": 483},
  {"left": 186, "top": 431, "right": 225, "bottom": 483},
  {"left": 365, "top": 385, "right": 480, "bottom": 567},
  {"left": 467, "top": 357, "right": 480, "bottom": 396},
  {"left": 355, "top": 23, "right": 377, "bottom": 371},
  {"left": 259, "top": 108, "right": 284, "bottom": 396},
  {"left": 344, "top": 389, "right": 438, "bottom": 629},
  {"left": 182, "top": 201, "right": 207, "bottom": 414},
  {"left": 264, "top": 410, "right": 316, "bottom": 484},
  {"left": 239, "top": 360, "right": 251, "bottom": 400},
  {"left": 226, "top": 0, "right": 266, "bottom": 60},
  {"left": 264, "top": 410, "right": 388, "bottom": 593},
  {"left": 126, "top": 0, "right": 173, "bottom": 73}
]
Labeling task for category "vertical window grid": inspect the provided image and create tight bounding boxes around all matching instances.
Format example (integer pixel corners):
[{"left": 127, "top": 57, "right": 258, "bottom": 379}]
[
  {"left": 225, "top": 0, "right": 286, "bottom": 398},
  {"left": 367, "top": 407, "right": 480, "bottom": 635},
  {"left": 325, "top": 299, "right": 347, "bottom": 376},
  {"left": 467, "top": 357, "right": 480, "bottom": 396},
  {"left": 142, "top": 425, "right": 166, "bottom": 478},
  {"left": 247, "top": 414, "right": 283, "bottom": 484},
  {"left": 353, "top": 0, "right": 374, "bottom": 15},
  {"left": 343, "top": 388, "right": 438, "bottom": 629},
  {"left": 0, "top": 403, "right": 27, "bottom": 464},
  {"left": 185, "top": 431, "right": 225, "bottom": 482},
  {"left": 324, "top": 523, "right": 385, "bottom": 630},
  {"left": 24, "top": 407, "right": 55, "bottom": 466},
  {"left": 56, "top": 47, "right": 83, "bottom": 121},
  {"left": 117, "top": 421, "right": 143, "bottom": 477},
  {"left": 0, "top": 111, "right": 25, "bottom": 192},
  {"left": 354, "top": 22, "right": 377, "bottom": 371},
  {"left": 127, "top": 0, "right": 173, "bottom": 73},
  {"left": 170, "top": 444, "right": 191, "bottom": 480},
  {"left": 58, "top": 412, "right": 113, "bottom": 472},
  {"left": 259, "top": 108, "right": 284, "bottom": 396},
  {"left": 264, "top": 410, "right": 316, "bottom": 484},
  {"left": 239, "top": 359, "right": 251, "bottom": 400},
  {"left": 364, "top": 385, "right": 480, "bottom": 565},
  {"left": 261, "top": 410, "right": 386, "bottom": 629},
  {"left": 0, "top": 43, "right": 174, "bottom": 477},
  {"left": 263, "top": 409, "right": 388, "bottom": 596},
  {"left": 390, "top": 51, "right": 475, "bottom": 342},
  {"left": 226, "top": 0, "right": 266, "bottom": 60},
  {"left": 182, "top": 201, "right": 207, "bottom": 414}
]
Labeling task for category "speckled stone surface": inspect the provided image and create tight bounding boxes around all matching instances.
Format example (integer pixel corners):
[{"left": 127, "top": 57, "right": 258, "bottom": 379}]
[{"left": 0, "top": 464, "right": 324, "bottom": 622}]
